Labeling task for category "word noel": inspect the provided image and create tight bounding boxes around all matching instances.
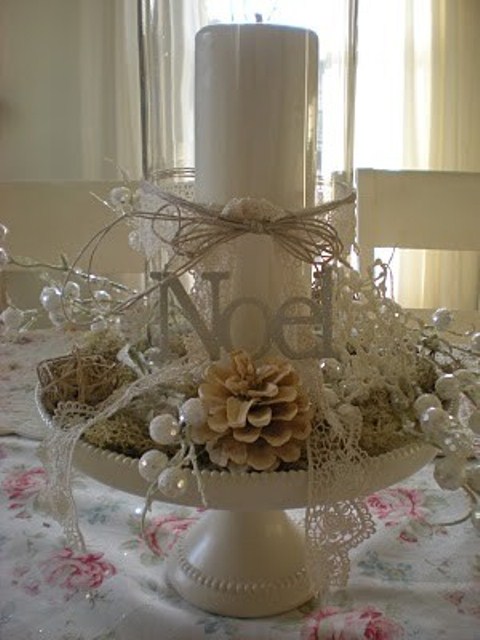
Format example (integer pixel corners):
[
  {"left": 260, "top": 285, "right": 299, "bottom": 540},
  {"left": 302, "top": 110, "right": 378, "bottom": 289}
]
[{"left": 151, "top": 270, "right": 332, "bottom": 360}]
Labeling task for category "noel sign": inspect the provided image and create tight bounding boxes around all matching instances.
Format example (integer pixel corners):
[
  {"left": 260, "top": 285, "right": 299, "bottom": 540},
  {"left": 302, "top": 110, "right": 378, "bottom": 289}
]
[{"left": 151, "top": 269, "right": 333, "bottom": 361}]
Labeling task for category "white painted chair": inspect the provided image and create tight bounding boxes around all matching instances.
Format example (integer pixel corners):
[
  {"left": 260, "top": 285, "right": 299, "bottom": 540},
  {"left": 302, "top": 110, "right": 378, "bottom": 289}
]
[
  {"left": 0, "top": 182, "right": 144, "bottom": 313},
  {"left": 355, "top": 168, "right": 480, "bottom": 277}
]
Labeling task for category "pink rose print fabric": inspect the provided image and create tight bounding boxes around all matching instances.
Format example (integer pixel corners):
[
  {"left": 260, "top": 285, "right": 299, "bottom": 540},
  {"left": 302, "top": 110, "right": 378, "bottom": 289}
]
[
  {"left": 143, "top": 514, "right": 198, "bottom": 556},
  {"left": 41, "top": 548, "right": 116, "bottom": 592},
  {"left": 365, "top": 486, "right": 449, "bottom": 543},
  {"left": 301, "top": 606, "right": 404, "bottom": 640},
  {"left": 366, "top": 488, "right": 426, "bottom": 526},
  {"left": 12, "top": 547, "right": 117, "bottom": 601},
  {"left": 444, "top": 590, "right": 480, "bottom": 620},
  {"left": 2, "top": 466, "right": 47, "bottom": 512}
]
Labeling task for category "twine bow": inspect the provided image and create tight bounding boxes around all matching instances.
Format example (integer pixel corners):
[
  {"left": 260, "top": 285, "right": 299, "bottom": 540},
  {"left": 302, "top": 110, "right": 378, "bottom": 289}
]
[
  {"left": 139, "top": 181, "right": 354, "bottom": 277},
  {"left": 67, "top": 177, "right": 355, "bottom": 320}
]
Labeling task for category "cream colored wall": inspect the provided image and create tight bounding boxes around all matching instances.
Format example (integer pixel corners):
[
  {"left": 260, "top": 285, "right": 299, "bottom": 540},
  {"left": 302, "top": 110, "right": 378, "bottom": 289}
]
[
  {"left": 0, "top": 0, "right": 141, "bottom": 181},
  {"left": 2, "top": 0, "right": 83, "bottom": 180}
]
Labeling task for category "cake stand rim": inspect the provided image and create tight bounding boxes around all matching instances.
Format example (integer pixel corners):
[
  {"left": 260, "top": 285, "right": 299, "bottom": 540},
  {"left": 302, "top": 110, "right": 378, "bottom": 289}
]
[{"left": 36, "top": 385, "right": 437, "bottom": 508}]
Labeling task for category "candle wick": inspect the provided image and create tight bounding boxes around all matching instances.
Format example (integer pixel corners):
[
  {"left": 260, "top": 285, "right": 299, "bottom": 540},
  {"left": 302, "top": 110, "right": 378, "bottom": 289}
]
[{"left": 254, "top": 13, "right": 263, "bottom": 23}]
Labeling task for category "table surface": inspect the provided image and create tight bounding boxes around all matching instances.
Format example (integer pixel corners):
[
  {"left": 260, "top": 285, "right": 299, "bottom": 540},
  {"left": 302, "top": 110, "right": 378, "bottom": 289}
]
[{"left": 1, "top": 328, "right": 479, "bottom": 640}]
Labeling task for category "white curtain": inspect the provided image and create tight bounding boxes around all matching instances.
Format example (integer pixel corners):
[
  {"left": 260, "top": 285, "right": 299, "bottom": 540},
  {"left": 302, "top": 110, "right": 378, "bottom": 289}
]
[
  {"left": 418, "top": 0, "right": 480, "bottom": 310},
  {"left": 354, "top": 0, "right": 480, "bottom": 310},
  {"left": 78, "top": 0, "right": 142, "bottom": 180}
]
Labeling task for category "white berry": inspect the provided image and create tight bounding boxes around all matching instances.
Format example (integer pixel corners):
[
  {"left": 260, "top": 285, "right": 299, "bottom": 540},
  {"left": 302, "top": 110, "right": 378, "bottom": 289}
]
[
  {"left": 157, "top": 467, "right": 189, "bottom": 498},
  {"left": 434, "top": 456, "right": 466, "bottom": 490},
  {"left": 149, "top": 414, "right": 181, "bottom": 445},
  {"left": 138, "top": 449, "right": 168, "bottom": 482},
  {"left": 179, "top": 398, "right": 207, "bottom": 428},
  {"left": 413, "top": 393, "right": 442, "bottom": 418},
  {"left": 1, "top": 306, "right": 24, "bottom": 330},
  {"left": 435, "top": 374, "right": 460, "bottom": 401},
  {"left": 432, "top": 307, "right": 453, "bottom": 331},
  {"left": 40, "top": 286, "right": 63, "bottom": 312}
]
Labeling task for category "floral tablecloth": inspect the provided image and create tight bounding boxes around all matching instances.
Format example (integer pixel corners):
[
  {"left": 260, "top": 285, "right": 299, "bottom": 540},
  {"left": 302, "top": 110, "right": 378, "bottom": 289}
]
[{"left": 1, "top": 332, "right": 479, "bottom": 640}]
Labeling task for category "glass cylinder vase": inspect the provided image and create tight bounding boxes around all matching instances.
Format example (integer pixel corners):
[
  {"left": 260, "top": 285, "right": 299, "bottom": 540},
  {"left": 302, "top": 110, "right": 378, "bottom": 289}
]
[{"left": 138, "top": 0, "right": 358, "bottom": 190}]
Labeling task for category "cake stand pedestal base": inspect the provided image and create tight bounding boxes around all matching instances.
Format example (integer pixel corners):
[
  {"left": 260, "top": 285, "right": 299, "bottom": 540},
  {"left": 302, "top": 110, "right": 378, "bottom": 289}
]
[{"left": 167, "top": 509, "right": 314, "bottom": 618}]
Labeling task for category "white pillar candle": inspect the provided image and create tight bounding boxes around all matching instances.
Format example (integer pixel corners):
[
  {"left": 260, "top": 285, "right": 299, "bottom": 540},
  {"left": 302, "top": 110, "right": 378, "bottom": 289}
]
[
  {"left": 194, "top": 24, "right": 318, "bottom": 356},
  {"left": 195, "top": 24, "right": 318, "bottom": 209}
]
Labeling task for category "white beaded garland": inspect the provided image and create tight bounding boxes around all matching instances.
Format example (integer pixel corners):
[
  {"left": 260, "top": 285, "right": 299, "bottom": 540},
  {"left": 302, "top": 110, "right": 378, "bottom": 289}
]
[
  {"left": 93, "top": 290, "right": 112, "bottom": 310},
  {"left": 419, "top": 406, "right": 450, "bottom": 434},
  {"left": 157, "top": 466, "right": 189, "bottom": 498},
  {"left": 179, "top": 398, "right": 207, "bottom": 429},
  {"left": 109, "top": 186, "right": 132, "bottom": 209},
  {"left": 431, "top": 307, "right": 453, "bottom": 331},
  {"left": 94, "top": 289, "right": 111, "bottom": 301},
  {"left": 63, "top": 281, "right": 81, "bottom": 299},
  {"left": 138, "top": 449, "right": 168, "bottom": 482},
  {"left": 434, "top": 374, "right": 460, "bottom": 401},
  {"left": 1, "top": 306, "right": 24, "bottom": 330},
  {"left": 433, "top": 456, "right": 466, "bottom": 490},
  {"left": 92, "top": 276, "right": 110, "bottom": 290},
  {"left": 40, "top": 286, "right": 63, "bottom": 312},
  {"left": 319, "top": 358, "right": 342, "bottom": 382},
  {"left": 149, "top": 414, "right": 181, "bottom": 445},
  {"left": 441, "top": 430, "right": 474, "bottom": 457},
  {"left": 454, "top": 368, "right": 477, "bottom": 390},
  {"left": 413, "top": 393, "right": 442, "bottom": 418}
]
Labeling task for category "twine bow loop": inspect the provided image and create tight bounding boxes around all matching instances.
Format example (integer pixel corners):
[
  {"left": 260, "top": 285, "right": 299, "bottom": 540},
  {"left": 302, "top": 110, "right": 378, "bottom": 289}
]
[{"left": 134, "top": 182, "right": 355, "bottom": 277}]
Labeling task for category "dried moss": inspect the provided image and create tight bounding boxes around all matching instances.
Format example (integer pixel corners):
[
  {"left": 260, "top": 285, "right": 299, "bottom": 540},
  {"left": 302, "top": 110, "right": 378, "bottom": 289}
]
[
  {"left": 82, "top": 411, "right": 177, "bottom": 458},
  {"left": 356, "top": 386, "right": 415, "bottom": 456}
]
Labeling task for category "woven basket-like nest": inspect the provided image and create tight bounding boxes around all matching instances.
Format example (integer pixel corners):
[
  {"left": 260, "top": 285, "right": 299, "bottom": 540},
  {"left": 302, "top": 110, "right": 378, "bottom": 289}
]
[{"left": 37, "top": 348, "right": 136, "bottom": 414}]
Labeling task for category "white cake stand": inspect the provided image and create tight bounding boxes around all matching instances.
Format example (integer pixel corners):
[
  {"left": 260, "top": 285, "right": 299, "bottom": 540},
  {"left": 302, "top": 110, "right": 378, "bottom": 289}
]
[{"left": 70, "top": 438, "right": 436, "bottom": 617}]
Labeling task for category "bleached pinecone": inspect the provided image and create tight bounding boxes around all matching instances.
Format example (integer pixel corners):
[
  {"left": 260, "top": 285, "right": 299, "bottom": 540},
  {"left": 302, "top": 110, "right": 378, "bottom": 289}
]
[{"left": 190, "top": 350, "right": 312, "bottom": 471}]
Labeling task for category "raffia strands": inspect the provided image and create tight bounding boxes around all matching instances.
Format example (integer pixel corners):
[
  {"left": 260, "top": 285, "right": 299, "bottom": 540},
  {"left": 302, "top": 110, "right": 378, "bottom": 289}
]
[{"left": 37, "top": 350, "right": 134, "bottom": 413}]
